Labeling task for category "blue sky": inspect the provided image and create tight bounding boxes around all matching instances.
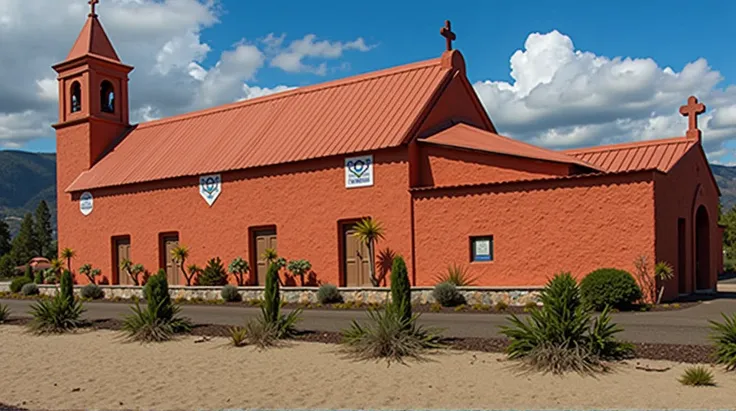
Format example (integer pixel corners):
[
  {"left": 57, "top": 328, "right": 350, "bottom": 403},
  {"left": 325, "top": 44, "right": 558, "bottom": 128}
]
[{"left": 8, "top": 0, "right": 736, "bottom": 163}]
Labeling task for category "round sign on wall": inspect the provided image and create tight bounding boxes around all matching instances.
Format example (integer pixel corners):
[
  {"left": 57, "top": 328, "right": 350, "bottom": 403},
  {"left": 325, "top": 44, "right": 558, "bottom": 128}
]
[{"left": 80, "top": 191, "right": 94, "bottom": 216}]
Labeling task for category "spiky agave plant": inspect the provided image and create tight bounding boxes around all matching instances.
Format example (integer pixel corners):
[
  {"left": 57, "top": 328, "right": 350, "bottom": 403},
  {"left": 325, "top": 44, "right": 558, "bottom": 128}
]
[
  {"left": 434, "top": 262, "right": 479, "bottom": 286},
  {"left": 500, "top": 272, "right": 632, "bottom": 374},
  {"left": 710, "top": 313, "right": 736, "bottom": 371},
  {"left": 27, "top": 270, "right": 85, "bottom": 334}
]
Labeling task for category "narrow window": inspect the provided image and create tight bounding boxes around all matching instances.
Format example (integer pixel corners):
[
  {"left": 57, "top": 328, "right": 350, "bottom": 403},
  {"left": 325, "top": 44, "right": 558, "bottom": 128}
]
[
  {"left": 100, "top": 80, "right": 115, "bottom": 113},
  {"left": 70, "top": 81, "right": 82, "bottom": 113},
  {"left": 470, "top": 236, "right": 494, "bottom": 262}
]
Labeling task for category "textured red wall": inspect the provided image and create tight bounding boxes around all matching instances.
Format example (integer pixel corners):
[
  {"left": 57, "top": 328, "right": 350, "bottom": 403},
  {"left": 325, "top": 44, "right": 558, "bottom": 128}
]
[
  {"left": 654, "top": 144, "right": 721, "bottom": 300},
  {"left": 58, "top": 148, "right": 413, "bottom": 286},
  {"left": 418, "top": 144, "right": 571, "bottom": 187},
  {"left": 412, "top": 173, "right": 656, "bottom": 287}
]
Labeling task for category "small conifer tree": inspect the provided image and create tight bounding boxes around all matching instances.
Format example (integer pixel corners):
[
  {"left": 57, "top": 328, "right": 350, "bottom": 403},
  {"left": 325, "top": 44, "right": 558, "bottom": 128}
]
[
  {"left": 24, "top": 264, "right": 33, "bottom": 281},
  {"left": 390, "top": 256, "right": 412, "bottom": 323},
  {"left": 34, "top": 269, "right": 44, "bottom": 284},
  {"left": 60, "top": 270, "right": 74, "bottom": 305},
  {"left": 144, "top": 270, "right": 174, "bottom": 320}
]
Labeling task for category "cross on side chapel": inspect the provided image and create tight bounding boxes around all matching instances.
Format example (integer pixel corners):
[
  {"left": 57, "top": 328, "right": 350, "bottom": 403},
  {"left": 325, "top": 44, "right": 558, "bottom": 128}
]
[
  {"left": 89, "top": 0, "right": 99, "bottom": 17},
  {"left": 440, "top": 20, "right": 456, "bottom": 51},
  {"left": 679, "top": 95, "right": 706, "bottom": 141}
]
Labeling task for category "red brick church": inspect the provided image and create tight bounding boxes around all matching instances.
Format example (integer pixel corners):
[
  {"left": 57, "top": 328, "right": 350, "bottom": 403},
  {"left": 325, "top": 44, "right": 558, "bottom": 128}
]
[{"left": 53, "top": 5, "right": 722, "bottom": 301}]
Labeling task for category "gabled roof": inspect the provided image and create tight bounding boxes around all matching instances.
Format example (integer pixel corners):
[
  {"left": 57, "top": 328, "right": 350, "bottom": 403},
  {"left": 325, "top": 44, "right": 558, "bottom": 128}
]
[
  {"left": 65, "top": 15, "right": 120, "bottom": 62},
  {"left": 563, "top": 136, "right": 696, "bottom": 173},
  {"left": 421, "top": 123, "right": 601, "bottom": 170},
  {"left": 67, "top": 56, "right": 456, "bottom": 192}
]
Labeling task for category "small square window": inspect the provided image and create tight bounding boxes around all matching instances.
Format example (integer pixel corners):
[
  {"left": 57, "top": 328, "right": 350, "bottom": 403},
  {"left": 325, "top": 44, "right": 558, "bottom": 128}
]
[{"left": 470, "top": 236, "right": 493, "bottom": 262}]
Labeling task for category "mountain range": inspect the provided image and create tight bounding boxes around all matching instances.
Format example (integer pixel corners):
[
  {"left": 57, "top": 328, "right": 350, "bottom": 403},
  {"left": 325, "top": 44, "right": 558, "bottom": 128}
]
[{"left": 0, "top": 150, "right": 734, "bottom": 237}]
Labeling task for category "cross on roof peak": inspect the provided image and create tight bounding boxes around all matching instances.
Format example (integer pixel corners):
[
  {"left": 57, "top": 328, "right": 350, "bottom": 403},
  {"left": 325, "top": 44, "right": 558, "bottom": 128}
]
[
  {"left": 679, "top": 95, "right": 706, "bottom": 141},
  {"left": 88, "top": 0, "right": 99, "bottom": 17},
  {"left": 440, "top": 20, "right": 456, "bottom": 52}
]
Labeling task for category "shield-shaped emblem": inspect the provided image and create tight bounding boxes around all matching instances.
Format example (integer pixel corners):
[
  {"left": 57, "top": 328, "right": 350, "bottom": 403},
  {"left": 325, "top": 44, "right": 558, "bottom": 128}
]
[{"left": 199, "top": 174, "right": 222, "bottom": 206}]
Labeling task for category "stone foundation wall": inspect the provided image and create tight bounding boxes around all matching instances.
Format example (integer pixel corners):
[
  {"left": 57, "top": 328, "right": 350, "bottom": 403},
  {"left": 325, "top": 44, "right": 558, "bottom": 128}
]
[{"left": 0, "top": 282, "right": 540, "bottom": 306}]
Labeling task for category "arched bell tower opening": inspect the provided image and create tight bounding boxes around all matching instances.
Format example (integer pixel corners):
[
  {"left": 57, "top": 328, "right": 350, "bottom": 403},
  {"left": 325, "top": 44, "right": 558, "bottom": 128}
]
[
  {"left": 70, "top": 82, "right": 82, "bottom": 113},
  {"left": 694, "top": 205, "right": 711, "bottom": 291},
  {"left": 100, "top": 80, "right": 115, "bottom": 113}
]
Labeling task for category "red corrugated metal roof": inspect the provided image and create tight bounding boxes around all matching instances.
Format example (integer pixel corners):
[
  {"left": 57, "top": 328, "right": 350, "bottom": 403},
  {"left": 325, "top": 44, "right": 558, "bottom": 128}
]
[
  {"left": 563, "top": 137, "right": 696, "bottom": 173},
  {"left": 421, "top": 123, "right": 601, "bottom": 170},
  {"left": 67, "top": 57, "right": 453, "bottom": 192},
  {"left": 65, "top": 15, "right": 120, "bottom": 62}
]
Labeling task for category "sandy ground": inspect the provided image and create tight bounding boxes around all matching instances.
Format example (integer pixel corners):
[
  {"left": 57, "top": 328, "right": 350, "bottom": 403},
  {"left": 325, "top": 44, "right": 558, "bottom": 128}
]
[{"left": 0, "top": 325, "right": 734, "bottom": 411}]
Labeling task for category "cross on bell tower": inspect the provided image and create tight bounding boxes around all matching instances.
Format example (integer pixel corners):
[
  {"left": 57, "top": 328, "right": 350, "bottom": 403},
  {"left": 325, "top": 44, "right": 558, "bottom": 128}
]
[
  {"left": 440, "top": 20, "right": 456, "bottom": 51},
  {"left": 679, "top": 95, "right": 706, "bottom": 141},
  {"left": 88, "top": 0, "right": 99, "bottom": 17}
]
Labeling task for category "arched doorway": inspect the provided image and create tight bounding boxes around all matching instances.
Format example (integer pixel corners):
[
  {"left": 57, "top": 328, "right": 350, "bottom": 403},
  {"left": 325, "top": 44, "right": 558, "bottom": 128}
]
[{"left": 695, "top": 205, "right": 711, "bottom": 291}]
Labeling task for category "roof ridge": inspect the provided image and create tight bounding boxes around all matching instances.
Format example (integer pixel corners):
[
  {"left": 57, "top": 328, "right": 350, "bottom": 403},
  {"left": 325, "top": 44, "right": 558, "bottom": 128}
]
[
  {"left": 136, "top": 56, "right": 445, "bottom": 131},
  {"left": 563, "top": 136, "right": 692, "bottom": 154}
]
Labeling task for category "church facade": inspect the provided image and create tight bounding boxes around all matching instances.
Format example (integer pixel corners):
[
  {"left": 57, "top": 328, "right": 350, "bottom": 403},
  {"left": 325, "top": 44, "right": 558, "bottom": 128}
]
[{"left": 53, "top": 10, "right": 722, "bottom": 301}]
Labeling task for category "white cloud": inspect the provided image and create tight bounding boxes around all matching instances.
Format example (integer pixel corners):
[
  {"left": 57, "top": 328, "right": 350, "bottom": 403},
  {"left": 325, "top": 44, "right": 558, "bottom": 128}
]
[
  {"left": 268, "top": 33, "right": 375, "bottom": 75},
  {"left": 472, "top": 30, "right": 736, "bottom": 161},
  {"left": 239, "top": 84, "right": 298, "bottom": 101}
]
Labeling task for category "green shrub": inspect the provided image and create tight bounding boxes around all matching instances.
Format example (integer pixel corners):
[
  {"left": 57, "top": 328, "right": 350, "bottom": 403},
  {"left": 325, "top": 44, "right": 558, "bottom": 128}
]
[
  {"left": 494, "top": 301, "right": 509, "bottom": 312},
  {"left": 121, "top": 270, "right": 192, "bottom": 342},
  {"left": 501, "top": 272, "right": 633, "bottom": 374},
  {"left": 28, "top": 270, "right": 85, "bottom": 334},
  {"left": 80, "top": 284, "right": 104, "bottom": 300},
  {"left": 679, "top": 366, "right": 716, "bottom": 386},
  {"left": 340, "top": 302, "right": 444, "bottom": 364},
  {"left": 317, "top": 284, "right": 342, "bottom": 304},
  {"left": 390, "top": 256, "right": 411, "bottom": 323},
  {"left": 221, "top": 285, "right": 241, "bottom": 302},
  {"left": 0, "top": 303, "right": 10, "bottom": 322},
  {"left": 21, "top": 283, "right": 39, "bottom": 296},
  {"left": 24, "top": 265, "right": 33, "bottom": 281},
  {"left": 434, "top": 263, "right": 478, "bottom": 286},
  {"left": 580, "top": 268, "right": 642, "bottom": 310},
  {"left": 710, "top": 313, "right": 736, "bottom": 371},
  {"left": 197, "top": 257, "right": 228, "bottom": 286},
  {"left": 433, "top": 282, "right": 464, "bottom": 307},
  {"left": 10, "top": 276, "right": 32, "bottom": 293},
  {"left": 34, "top": 270, "right": 44, "bottom": 284}
]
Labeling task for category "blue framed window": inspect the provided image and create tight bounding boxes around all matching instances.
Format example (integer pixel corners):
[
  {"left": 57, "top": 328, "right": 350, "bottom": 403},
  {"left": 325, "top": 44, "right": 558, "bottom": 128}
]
[{"left": 470, "top": 236, "right": 493, "bottom": 262}]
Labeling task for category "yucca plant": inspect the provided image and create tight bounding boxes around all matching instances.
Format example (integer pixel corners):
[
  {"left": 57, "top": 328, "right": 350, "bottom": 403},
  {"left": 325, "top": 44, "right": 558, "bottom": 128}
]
[
  {"left": 341, "top": 301, "right": 444, "bottom": 364},
  {"left": 60, "top": 248, "right": 75, "bottom": 273},
  {"left": 655, "top": 261, "right": 674, "bottom": 305},
  {"left": 679, "top": 365, "right": 716, "bottom": 386},
  {"left": 287, "top": 259, "right": 312, "bottom": 286},
  {"left": 121, "top": 270, "right": 192, "bottom": 342},
  {"left": 27, "top": 270, "right": 85, "bottom": 334},
  {"left": 0, "top": 303, "right": 10, "bottom": 323},
  {"left": 709, "top": 313, "right": 736, "bottom": 371},
  {"left": 434, "top": 263, "right": 478, "bottom": 286},
  {"left": 353, "top": 218, "right": 385, "bottom": 287},
  {"left": 500, "top": 272, "right": 633, "bottom": 374},
  {"left": 120, "top": 259, "right": 146, "bottom": 285}
]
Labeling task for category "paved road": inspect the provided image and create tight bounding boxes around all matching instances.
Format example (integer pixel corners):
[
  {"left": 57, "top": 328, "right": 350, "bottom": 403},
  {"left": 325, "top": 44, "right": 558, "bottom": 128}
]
[{"left": 3, "top": 296, "right": 734, "bottom": 345}]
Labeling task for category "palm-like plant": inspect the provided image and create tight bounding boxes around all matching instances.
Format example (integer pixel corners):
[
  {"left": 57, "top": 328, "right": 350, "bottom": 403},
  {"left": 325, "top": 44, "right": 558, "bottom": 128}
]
[
  {"left": 287, "top": 259, "right": 312, "bottom": 286},
  {"left": 60, "top": 248, "right": 75, "bottom": 273},
  {"left": 353, "top": 218, "right": 385, "bottom": 287},
  {"left": 79, "top": 264, "right": 101, "bottom": 284},
  {"left": 655, "top": 261, "right": 674, "bottom": 305},
  {"left": 120, "top": 259, "right": 146, "bottom": 286},
  {"left": 45, "top": 258, "right": 65, "bottom": 283},
  {"left": 171, "top": 245, "right": 196, "bottom": 286}
]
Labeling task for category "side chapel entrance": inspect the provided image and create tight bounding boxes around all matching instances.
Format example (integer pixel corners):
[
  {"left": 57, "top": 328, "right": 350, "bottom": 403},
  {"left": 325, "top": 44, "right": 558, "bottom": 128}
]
[
  {"left": 341, "top": 223, "right": 371, "bottom": 287},
  {"left": 694, "top": 206, "right": 711, "bottom": 291}
]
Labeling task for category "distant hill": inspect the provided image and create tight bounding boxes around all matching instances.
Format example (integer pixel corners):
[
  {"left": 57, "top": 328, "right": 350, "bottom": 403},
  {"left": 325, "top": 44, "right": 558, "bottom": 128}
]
[
  {"left": 712, "top": 164, "right": 736, "bottom": 212},
  {"left": 0, "top": 150, "right": 733, "bottom": 237},
  {"left": 0, "top": 151, "right": 57, "bottom": 236}
]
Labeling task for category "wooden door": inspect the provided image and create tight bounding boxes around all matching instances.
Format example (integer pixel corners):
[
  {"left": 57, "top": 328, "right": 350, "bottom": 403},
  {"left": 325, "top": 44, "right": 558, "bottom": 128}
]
[
  {"left": 677, "top": 218, "right": 687, "bottom": 294},
  {"left": 343, "top": 225, "right": 371, "bottom": 287},
  {"left": 162, "top": 235, "right": 179, "bottom": 285},
  {"left": 115, "top": 237, "right": 131, "bottom": 285},
  {"left": 254, "top": 229, "right": 277, "bottom": 285}
]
